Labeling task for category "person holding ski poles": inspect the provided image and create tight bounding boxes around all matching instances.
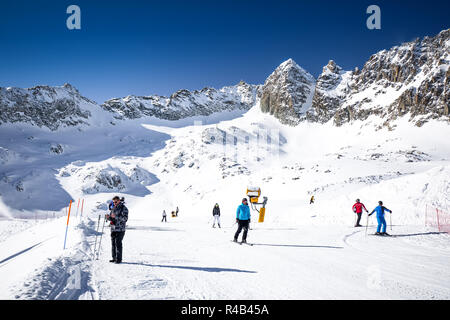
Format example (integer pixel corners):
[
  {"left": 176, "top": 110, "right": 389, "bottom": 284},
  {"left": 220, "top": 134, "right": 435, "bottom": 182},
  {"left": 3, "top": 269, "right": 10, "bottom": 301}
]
[
  {"left": 352, "top": 198, "right": 368, "bottom": 227},
  {"left": 161, "top": 210, "right": 167, "bottom": 222},
  {"left": 233, "top": 198, "right": 251, "bottom": 243},
  {"left": 106, "top": 195, "right": 129, "bottom": 264},
  {"left": 368, "top": 201, "right": 392, "bottom": 236},
  {"left": 212, "top": 203, "right": 221, "bottom": 228}
]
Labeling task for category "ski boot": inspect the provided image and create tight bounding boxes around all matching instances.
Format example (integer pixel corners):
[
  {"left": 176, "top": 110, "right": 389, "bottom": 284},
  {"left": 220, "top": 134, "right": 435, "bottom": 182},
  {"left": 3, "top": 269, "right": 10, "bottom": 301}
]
[
  {"left": 374, "top": 232, "right": 382, "bottom": 236},
  {"left": 381, "top": 232, "right": 390, "bottom": 236}
]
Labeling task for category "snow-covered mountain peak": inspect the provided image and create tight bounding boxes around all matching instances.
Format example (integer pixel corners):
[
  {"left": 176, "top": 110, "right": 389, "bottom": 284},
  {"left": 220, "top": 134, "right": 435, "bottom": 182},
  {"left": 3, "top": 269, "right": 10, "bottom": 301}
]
[
  {"left": 0, "top": 83, "right": 104, "bottom": 130},
  {"left": 273, "top": 58, "right": 315, "bottom": 83},
  {"left": 322, "top": 60, "right": 342, "bottom": 75},
  {"left": 259, "top": 59, "right": 316, "bottom": 125},
  {"left": 331, "top": 29, "right": 449, "bottom": 127},
  {"left": 306, "top": 61, "right": 351, "bottom": 123},
  {"left": 101, "top": 81, "right": 260, "bottom": 121}
]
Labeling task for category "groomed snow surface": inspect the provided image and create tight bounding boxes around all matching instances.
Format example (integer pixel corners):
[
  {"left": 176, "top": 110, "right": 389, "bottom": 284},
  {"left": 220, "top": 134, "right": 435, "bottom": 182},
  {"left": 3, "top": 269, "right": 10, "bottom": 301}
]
[{"left": 0, "top": 105, "right": 449, "bottom": 300}]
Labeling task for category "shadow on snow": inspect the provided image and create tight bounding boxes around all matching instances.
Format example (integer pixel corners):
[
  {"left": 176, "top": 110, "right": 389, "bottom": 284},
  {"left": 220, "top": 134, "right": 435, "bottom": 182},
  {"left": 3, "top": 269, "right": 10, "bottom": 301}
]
[
  {"left": 120, "top": 262, "right": 257, "bottom": 273},
  {"left": 251, "top": 243, "right": 344, "bottom": 249}
]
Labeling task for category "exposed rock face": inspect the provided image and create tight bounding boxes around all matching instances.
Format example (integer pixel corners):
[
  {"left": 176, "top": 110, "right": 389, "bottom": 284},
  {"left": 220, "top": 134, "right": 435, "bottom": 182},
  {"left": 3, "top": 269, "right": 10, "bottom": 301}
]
[
  {"left": 101, "top": 81, "right": 260, "bottom": 120},
  {"left": 259, "top": 59, "right": 316, "bottom": 125},
  {"left": 270, "top": 30, "right": 449, "bottom": 127},
  {"left": 307, "top": 60, "right": 351, "bottom": 123},
  {"left": 331, "top": 29, "right": 449, "bottom": 127},
  {"left": 0, "top": 83, "right": 96, "bottom": 130},
  {"left": 0, "top": 30, "right": 448, "bottom": 130}
]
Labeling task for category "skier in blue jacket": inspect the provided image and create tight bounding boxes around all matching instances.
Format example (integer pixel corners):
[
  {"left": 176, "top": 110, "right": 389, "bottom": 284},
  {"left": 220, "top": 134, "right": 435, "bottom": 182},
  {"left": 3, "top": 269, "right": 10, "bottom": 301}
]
[
  {"left": 234, "top": 198, "right": 251, "bottom": 243},
  {"left": 368, "top": 201, "right": 392, "bottom": 236}
]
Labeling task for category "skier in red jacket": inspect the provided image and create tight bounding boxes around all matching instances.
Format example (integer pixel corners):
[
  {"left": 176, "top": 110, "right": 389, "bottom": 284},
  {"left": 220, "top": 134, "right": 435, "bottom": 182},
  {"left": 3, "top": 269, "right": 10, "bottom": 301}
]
[{"left": 352, "top": 199, "right": 368, "bottom": 227}]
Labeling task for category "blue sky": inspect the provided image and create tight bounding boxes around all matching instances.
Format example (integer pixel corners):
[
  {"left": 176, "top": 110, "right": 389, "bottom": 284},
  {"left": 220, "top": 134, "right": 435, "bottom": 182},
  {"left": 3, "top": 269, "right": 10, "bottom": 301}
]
[{"left": 0, "top": 0, "right": 448, "bottom": 103}]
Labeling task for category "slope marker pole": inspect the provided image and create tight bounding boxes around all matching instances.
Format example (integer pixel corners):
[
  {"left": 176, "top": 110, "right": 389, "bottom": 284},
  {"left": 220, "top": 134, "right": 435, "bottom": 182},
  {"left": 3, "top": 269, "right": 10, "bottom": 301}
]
[
  {"left": 75, "top": 199, "right": 80, "bottom": 218},
  {"left": 80, "top": 199, "right": 84, "bottom": 218},
  {"left": 63, "top": 200, "right": 73, "bottom": 250}
]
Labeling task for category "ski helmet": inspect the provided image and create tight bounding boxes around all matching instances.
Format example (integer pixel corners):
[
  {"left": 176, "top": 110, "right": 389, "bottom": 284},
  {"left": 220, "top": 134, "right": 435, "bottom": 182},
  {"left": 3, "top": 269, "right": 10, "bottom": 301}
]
[
  {"left": 378, "top": 201, "right": 383, "bottom": 205},
  {"left": 242, "top": 198, "right": 248, "bottom": 203}
]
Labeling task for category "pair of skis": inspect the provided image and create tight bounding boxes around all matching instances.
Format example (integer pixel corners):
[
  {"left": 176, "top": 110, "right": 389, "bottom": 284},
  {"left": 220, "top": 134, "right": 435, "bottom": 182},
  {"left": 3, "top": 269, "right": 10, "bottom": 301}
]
[
  {"left": 231, "top": 240, "right": 253, "bottom": 246},
  {"left": 365, "top": 212, "right": 393, "bottom": 236}
]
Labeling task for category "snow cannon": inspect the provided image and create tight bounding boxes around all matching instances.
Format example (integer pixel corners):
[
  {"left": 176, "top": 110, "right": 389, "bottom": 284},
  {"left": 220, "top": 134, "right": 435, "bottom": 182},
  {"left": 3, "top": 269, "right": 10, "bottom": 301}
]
[
  {"left": 246, "top": 187, "right": 261, "bottom": 203},
  {"left": 246, "top": 187, "right": 268, "bottom": 223}
]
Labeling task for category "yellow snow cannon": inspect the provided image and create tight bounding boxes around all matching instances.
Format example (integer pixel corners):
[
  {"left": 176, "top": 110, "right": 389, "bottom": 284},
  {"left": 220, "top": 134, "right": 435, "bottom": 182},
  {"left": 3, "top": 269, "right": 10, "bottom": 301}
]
[
  {"left": 246, "top": 187, "right": 261, "bottom": 203},
  {"left": 246, "top": 187, "right": 268, "bottom": 223}
]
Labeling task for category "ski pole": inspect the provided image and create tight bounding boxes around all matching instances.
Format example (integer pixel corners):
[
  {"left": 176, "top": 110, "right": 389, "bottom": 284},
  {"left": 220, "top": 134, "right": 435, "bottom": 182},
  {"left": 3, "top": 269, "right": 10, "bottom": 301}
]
[
  {"left": 93, "top": 214, "right": 101, "bottom": 257},
  {"left": 96, "top": 216, "right": 107, "bottom": 260},
  {"left": 390, "top": 212, "right": 392, "bottom": 231},
  {"left": 365, "top": 214, "right": 369, "bottom": 236}
]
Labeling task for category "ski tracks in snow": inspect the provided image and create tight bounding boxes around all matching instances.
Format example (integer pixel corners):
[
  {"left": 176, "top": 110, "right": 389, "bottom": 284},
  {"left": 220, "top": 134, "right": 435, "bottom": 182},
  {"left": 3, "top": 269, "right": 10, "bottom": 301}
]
[{"left": 342, "top": 225, "right": 450, "bottom": 299}]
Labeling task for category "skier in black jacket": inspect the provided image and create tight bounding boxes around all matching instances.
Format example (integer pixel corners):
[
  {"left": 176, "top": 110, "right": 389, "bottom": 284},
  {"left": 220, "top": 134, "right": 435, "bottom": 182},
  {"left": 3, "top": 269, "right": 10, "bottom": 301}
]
[
  {"left": 106, "top": 196, "right": 128, "bottom": 264},
  {"left": 212, "top": 203, "right": 221, "bottom": 228}
]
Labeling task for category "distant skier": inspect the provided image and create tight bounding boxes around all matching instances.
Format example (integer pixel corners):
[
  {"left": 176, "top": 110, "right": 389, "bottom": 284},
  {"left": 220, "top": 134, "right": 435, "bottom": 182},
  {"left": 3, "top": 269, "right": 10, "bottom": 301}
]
[
  {"left": 310, "top": 195, "right": 315, "bottom": 204},
  {"left": 352, "top": 199, "right": 368, "bottom": 227},
  {"left": 368, "top": 201, "right": 392, "bottom": 236},
  {"left": 234, "top": 198, "right": 251, "bottom": 243},
  {"left": 106, "top": 195, "right": 128, "bottom": 264},
  {"left": 175, "top": 206, "right": 179, "bottom": 217},
  {"left": 161, "top": 210, "right": 167, "bottom": 222},
  {"left": 212, "top": 203, "right": 221, "bottom": 228},
  {"left": 107, "top": 199, "right": 114, "bottom": 211}
]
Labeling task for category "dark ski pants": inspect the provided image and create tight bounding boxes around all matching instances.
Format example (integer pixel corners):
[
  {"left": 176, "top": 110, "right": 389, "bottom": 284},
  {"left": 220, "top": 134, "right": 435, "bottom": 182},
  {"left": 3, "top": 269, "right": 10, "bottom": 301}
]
[
  {"left": 355, "top": 212, "right": 362, "bottom": 226},
  {"left": 162, "top": 216, "right": 167, "bottom": 222},
  {"left": 111, "top": 231, "right": 125, "bottom": 262},
  {"left": 234, "top": 219, "right": 249, "bottom": 241}
]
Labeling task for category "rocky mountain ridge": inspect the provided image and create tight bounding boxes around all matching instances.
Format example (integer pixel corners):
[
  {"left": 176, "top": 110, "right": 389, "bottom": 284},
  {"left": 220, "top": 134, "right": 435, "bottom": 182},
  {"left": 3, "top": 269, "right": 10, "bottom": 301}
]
[{"left": 0, "top": 29, "right": 448, "bottom": 129}]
